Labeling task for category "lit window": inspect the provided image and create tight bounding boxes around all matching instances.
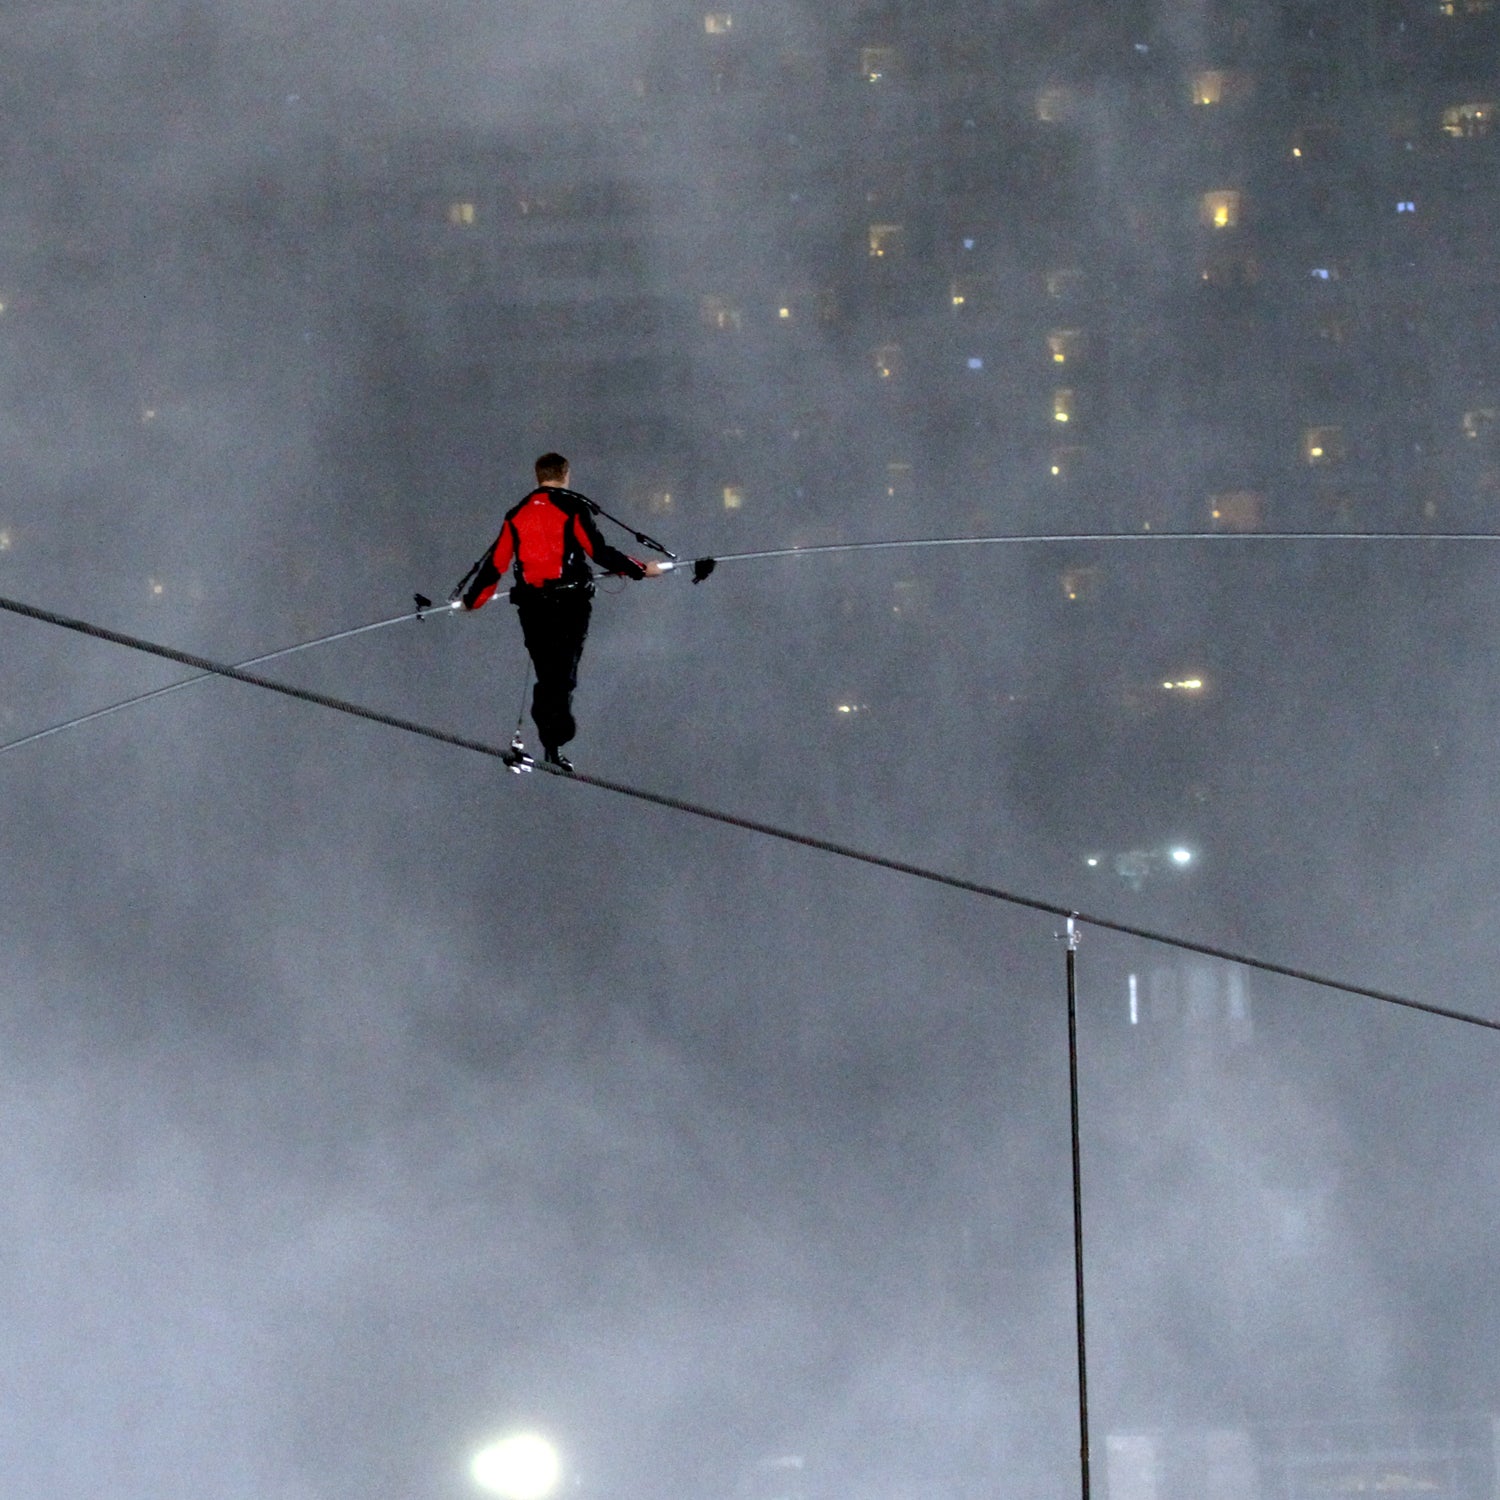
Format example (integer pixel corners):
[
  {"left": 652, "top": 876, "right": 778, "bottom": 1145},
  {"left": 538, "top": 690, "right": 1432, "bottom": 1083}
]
[
  {"left": 1440, "top": 0, "right": 1495, "bottom": 14},
  {"left": 700, "top": 295, "right": 743, "bottom": 331},
  {"left": 646, "top": 488, "right": 674, "bottom": 515},
  {"left": 1050, "top": 446, "right": 1085, "bottom": 480},
  {"left": 722, "top": 485, "right": 744, "bottom": 509},
  {"left": 1396, "top": 200, "right": 1416, "bottom": 213},
  {"left": 949, "top": 278, "right": 969, "bottom": 308},
  {"left": 148, "top": 578, "right": 165, "bottom": 598},
  {"left": 141, "top": 407, "right": 158, "bottom": 423},
  {"left": 892, "top": 579, "right": 923, "bottom": 617},
  {"left": 868, "top": 223, "right": 904, "bottom": 259},
  {"left": 1045, "top": 267, "right": 1084, "bottom": 299},
  {"left": 704, "top": 13, "right": 733, "bottom": 34},
  {"left": 1208, "top": 491, "right": 1264, "bottom": 531},
  {"left": 1463, "top": 408, "right": 1499, "bottom": 441},
  {"left": 1191, "top": 69, "right": 1250, "bottom": 107},
  {"left": 1442, "top": 102, "right": 1495, "bottom": 138},
  {"left": 874, "top": 343, "right": 902, "bottom": 379},
  {"left": 447, "top": 201, "right": 476, "bottom": 226},
  {"left": 0, "top": 529, "right": 11, "bottom": 551},
  {"left": 1200, "top": 190, "right": 1242, "bottom": 229},
  {"left": 1161, "top": 677, "right": 1205, "bottom": 693},
  {"left": 885, "top": 462, "right": 914, "bottom": 499},
  {"left": 1048, "top": 329, "right": 1083, "bottom": 365},
  {"left": 777, "top": 304, "right": 792, "bottom": 321},
  {"left": 1035, "top": 87, "right": 1073, "bottom": 123},
  {"left": 966, "top": 356, "right": 984, "bottom": 371},
  {"left": 1052, "top": 389, "right": 1075, "bottom": 424},
  {"left": 1303, "top": 426, "right": 1345, "bottom": 465},
  {"left": 1060, "top": 565, "right": 1100, "bottom": 602},
  {"left": 860, "top": 46, "right": 897, "bottom": 82}
]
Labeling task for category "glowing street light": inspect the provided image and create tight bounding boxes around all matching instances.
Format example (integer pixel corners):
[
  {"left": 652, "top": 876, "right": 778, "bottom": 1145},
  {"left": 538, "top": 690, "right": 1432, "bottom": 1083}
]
[
  {"left": 471, "top": 1433, "right": 562, "bottom": 1500},
  {"left": 1169, "top": 847, "right": 1194, "bottom": 867}
]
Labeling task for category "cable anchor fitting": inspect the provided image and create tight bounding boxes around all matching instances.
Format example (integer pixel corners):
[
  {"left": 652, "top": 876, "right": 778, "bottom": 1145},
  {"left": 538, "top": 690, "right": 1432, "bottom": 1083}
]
[{"left": 1056, "top": 914, "right": 1081, "bottom": 951}]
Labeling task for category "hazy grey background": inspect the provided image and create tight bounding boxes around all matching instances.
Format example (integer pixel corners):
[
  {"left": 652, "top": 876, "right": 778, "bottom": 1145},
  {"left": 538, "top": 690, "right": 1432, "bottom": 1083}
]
[{"left": 1, "top": 1, "right": 1498, "bottom": 1497}]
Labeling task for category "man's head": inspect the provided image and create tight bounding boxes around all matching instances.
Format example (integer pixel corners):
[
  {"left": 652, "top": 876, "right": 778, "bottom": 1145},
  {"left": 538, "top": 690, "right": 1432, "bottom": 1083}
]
[{"left": 535, "top": 452, "right": 570, "bottom": 487}]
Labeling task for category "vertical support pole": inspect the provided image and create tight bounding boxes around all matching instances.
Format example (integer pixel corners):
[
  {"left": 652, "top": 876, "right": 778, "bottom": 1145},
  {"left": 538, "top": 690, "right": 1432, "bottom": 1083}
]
[{"left": 1065, "top": 914, "right": 1092, "bottom": 1500}]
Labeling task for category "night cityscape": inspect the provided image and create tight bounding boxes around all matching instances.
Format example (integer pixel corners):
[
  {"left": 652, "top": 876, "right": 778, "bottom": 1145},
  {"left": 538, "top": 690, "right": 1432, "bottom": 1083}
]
[{"left": 1, "top": 2, "right": 1499, "bottom": 1498}]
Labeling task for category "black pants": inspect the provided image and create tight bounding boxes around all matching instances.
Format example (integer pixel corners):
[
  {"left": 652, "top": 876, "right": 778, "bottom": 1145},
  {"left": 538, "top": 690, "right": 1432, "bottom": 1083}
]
[{"left": 514, "top": 585, "right": 593, "bottom": 752}]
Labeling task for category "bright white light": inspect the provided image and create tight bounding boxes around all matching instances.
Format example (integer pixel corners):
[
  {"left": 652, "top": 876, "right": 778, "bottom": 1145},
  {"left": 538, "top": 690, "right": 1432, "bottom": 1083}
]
[
  {"left": 471, "top": 1433, "right": 562, "bottom": 1500},
  {"left": 1169, "top": 847, "right": 1193, "bottom": 866},
  {"left": 1086, "top": 856, "right": 1099, "bottom": 867}
]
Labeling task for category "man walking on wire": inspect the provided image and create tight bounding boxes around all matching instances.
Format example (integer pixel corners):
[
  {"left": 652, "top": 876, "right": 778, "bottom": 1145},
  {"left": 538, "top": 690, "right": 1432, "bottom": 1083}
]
[{"left": 454, "top": 453, "right": 663, "bottom": 771}]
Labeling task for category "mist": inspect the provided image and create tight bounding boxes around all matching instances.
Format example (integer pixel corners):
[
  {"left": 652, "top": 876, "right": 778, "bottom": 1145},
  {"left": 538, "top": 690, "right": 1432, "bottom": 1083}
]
[{"left": 2, "top": 2, "right": 1499, "bottom": 1498}]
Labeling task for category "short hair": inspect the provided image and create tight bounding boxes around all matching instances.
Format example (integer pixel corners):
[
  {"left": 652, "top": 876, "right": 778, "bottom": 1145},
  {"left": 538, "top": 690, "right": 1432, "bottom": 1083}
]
[{"left": 535, "top": 452, "right": 570, "bottom": 483}]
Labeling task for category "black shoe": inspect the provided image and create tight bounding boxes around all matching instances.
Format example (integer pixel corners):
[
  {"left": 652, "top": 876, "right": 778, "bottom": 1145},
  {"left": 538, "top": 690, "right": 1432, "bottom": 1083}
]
[
  {"left": 502, "top": 733, "right": 534, "bottom": 773},
  {"left": 543, "top": 748, "right": 575, "bottom": 773}
]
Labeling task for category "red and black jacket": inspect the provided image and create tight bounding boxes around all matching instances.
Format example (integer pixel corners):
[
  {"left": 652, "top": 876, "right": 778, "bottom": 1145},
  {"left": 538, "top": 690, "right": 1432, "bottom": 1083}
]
[{"left": 460, "top": 487, "right": 646, "bottom": 610}]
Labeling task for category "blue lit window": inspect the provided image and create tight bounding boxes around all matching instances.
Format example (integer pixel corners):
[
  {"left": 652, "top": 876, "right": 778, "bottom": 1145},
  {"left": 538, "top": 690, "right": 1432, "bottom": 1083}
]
[
  {"left": 1396, "top": 200, "right": 1416, "bottom": 213},
  {"left": 966, "top": 357, "right": 984, "bottom": 370}
]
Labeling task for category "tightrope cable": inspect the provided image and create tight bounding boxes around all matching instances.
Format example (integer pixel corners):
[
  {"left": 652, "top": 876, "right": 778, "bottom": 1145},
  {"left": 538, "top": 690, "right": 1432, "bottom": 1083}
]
[
  {"left": 0, "top": 590, "right": 1493, "bottom": 1035},
  {"left": 0, "top": 602, "right": 457, "bottom": 759}
]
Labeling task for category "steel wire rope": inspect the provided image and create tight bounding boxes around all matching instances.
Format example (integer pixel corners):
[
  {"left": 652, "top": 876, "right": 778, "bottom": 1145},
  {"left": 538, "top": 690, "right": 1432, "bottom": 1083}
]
[
  {"left": 665, "top": 529, "right": 1500, "bottom": 570},
  {"left": 0, "top": 601, "right": 459, "bottom": 759},
  {"left": 0, "top": 589, "right": 1494, "bottom": 1035}
]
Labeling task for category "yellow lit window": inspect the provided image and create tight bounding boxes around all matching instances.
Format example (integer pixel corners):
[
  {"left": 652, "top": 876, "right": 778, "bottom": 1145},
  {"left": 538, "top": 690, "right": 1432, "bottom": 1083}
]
[
  {"left": 722, "top": 485, "right": 744, "bottom": 509},
  {"left": 1045, "top": 267, "right": 1084, "bottom": 299},
  {"left": 645, "top": 489, "right": 674, "bottom": 515},
  {"left": 704, "top": 12, "right": 733, "bottom": 33},
  {"left": 776, "top": 303, "right": 792, "bottom": 321},
  {"left": 1463, "top": 408, "right": 1499, "bottom": 441},
  {"left": 1060, "top": 565, "right": 1100, "bottom": 602},
  {"left": 1049, "top": 446, "right": 1084, "bottom": 480},
  {"left": 700, "top": 295, "right": 742, "bottom": 331},
  {"left": 1440, "top": 0, "right": 1495, "bottom": 14},
  {"left": 860, "top": 46, "right": 897, "bottom": 82},
  {"left": 1200, "top": 190, "right": 1242, "bottom": 229},
  {"left": 448, "top": 201, "right": 476, "bottom": 226},
  {"left": 1036, "top": 87, "right": 1072, "bottom": 123},
  {"left": 1190, "top": 70, "right": 1250, "bottom": 107},
  {"left": 1052, "top": 389, "right": 1075, "bottom": 424},
  {"left": 1192, "top": 71, "right": 1226, "bottom": 106},
  {"left": 1303, "top": 426, "right": 1345, "bottom": 465},
  {"left": 1048, "top": 329, "right": 1083, "bottom": 365},
  {"left": 874, "top": 344, "right": 902, "bottom": 380},
  {"left": 868, "top": 223, "right": 904, "bottom": 259},
  {"left": 1208, "top": 490, "right": 1264, "bottom": 531},
  {"left": 1442, "top": 102, "right": 1495, "bottom": 137},
  {"left": 949, "top": 278, "right": 969, "bottom": 308},
  {"left": 148, "top": 578, "right": 165, "bottom": 598}
]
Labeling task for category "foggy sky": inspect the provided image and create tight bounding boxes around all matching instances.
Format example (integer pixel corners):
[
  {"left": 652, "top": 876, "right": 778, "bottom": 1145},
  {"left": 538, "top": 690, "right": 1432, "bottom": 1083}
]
[{"left": 2, "top": 2, "right": 1499, "bottom": 1498}]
